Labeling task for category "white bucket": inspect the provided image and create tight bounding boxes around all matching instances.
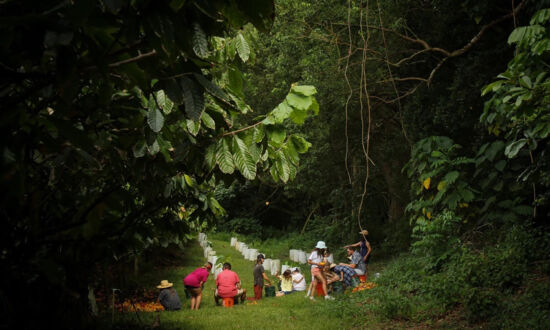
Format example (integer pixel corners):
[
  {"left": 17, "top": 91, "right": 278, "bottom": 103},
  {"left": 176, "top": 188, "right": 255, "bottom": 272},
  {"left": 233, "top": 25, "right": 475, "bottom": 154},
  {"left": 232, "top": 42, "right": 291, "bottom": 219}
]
[
  {"left": 208, "top": 250, "right": 216, "bottom": 257},
  {"left": 203, "top": 247, "right": 211, "bottom": 258},
  {"left": 240, "top": 244, "right": 248, "bottom": 253},
  {"left": 289, "top": 249, "right": 295, "bottom": 261},
  {"left": 271, "top": 259, "right": 280, "bottom": 275},
  {"left": 298, "top": 251, "right": 307, "bottom": 264},
  {"left": 235, "top": 242, "right": 240, "bottom": 250},
  {"left": 230, "top": 237, "right": 237, "bottom": 246},
  {"left": 209, "top": 256, "right": 218, "bottom": 272},
  {"left": 263, "top": 258, "right": 272, "bottom": 271},
  {"left": 242, "top": 247, "right": 249, "bottom": 258}
]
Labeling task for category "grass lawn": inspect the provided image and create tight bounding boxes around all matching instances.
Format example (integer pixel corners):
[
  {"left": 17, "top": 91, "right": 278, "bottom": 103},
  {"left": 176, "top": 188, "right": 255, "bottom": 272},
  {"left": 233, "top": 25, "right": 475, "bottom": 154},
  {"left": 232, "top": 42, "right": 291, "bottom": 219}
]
[{"left": 104, "top": 237, "right": 380, "bottom": 329}]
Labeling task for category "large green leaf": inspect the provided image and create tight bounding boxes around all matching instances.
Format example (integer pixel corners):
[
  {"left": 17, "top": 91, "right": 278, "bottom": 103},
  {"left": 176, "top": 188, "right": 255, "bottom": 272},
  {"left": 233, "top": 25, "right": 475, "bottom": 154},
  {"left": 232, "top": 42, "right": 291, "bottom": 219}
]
[
  {"left": 266, "top": 101, "right": 293, "bottom": 124},
  {"left": 267, "top": 126, "right": 286, "bottom": 147},
  {"left": 201, "top": 112, "right": 216, "bottom": 130},
  {"left": 235, "top": 33, "right": 250, "bottom": 62},
  {"left": 504, "top": 139, "right": 527, "bottom": 158},
  {"left": 180, "top": 77, "right": 205, "bottom": 121},
  {"left": 147, "top": 107, "right": 164, "bottom": 133},
  {"left": 204, "top": 144, "right": 216, "bottom": 171},
  {"left": 290, "top": 135, "right": 311, "bottom": 153},
  {"left": 275, "top": 151, "right": 290, "bottom": 183},
  {"left": 286, "top": 92, "right": 313, "bottom": 110},
  {"left": 216, "top": 137, "right": 235, "bottom": 174},
  {"left": 232, "top": 135, "right": 256, "bottom": 180},
  {"left": 193, "top": 73, "right": 232, "bottom": 105},
  {"left": 291, "top": 85, "right": 317, "bottom": 96},
  {"left": 192, "top": 22, "right": 208, "bottom": 58},
  {"left": 155, "top": 90, "right": 174, "bottom": 114}
]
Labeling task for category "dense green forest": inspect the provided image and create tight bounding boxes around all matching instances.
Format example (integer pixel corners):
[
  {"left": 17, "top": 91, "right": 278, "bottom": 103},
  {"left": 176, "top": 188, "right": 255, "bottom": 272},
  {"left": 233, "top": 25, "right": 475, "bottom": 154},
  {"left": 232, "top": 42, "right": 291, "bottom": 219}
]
[{"left": 1, "top": 0, "right": 549, "bottom": 328}]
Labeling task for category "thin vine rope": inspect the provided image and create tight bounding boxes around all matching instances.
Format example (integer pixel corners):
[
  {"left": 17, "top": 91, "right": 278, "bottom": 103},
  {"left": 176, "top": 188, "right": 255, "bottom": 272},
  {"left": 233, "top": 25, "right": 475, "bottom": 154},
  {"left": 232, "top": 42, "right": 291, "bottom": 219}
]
[
  {"left": 356, "top": 0, "right": 372, "bottom": 237},
  {"left": 344, "top": 0, "right": 353, "bottom": 184}
]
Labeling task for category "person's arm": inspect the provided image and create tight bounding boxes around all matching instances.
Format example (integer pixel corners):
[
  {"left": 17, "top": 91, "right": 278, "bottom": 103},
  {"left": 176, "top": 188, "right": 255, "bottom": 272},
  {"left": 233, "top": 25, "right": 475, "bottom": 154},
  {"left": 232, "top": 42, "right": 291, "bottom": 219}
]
[
  {"left": 339, "top": 271, "right": 344, "bottom": 281},
  {"left": 344, "top": 241, "right": 361, "bottom": 248},
  {"left": 293, "top": 275, "right": 303, "bottom": 284},
  {"left": 338, "top": 262, "right": 356, "bottom": 268},
  {"left": 364, "top": 241, "right": 372, "bottom": 262},
  {"left": 262, "top": 271, "right": 272, "bottom": 286}
]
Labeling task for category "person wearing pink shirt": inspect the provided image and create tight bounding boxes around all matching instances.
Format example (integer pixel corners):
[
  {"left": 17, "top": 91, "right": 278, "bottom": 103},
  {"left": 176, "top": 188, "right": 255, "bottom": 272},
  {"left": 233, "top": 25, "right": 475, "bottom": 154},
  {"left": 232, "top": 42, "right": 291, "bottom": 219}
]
[
  {"left": 183, "top": 262, "right": 212, "bottom": 310},
  {"left": 214, "top": 262, "right": 246, "bottom": 305}
]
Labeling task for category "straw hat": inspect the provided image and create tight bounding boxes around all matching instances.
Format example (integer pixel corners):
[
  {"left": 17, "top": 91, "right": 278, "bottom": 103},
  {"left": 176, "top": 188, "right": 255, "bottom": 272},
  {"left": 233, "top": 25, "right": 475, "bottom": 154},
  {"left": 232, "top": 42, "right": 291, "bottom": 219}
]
[
  {"left": 157, "top": 280, "right": 173, "bottom": 289},
  {"left": 329, "top": 263, "right": 337, "bottom": 269},
  {"left": 359, "top": 229, "right": 369, "bottom": 236}
]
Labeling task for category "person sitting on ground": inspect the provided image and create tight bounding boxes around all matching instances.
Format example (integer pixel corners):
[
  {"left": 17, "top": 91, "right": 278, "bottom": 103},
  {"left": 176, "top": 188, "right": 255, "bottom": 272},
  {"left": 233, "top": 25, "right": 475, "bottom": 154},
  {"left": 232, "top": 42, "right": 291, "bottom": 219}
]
[
  {"left": 183, "top": 262, "right": 212, "bottom": 310},
  {"left": 323, "top": 264, "right": 341, "bottom": 285},
  {"left": 331, "top": 263, "right": 356, "bottom": 289},
  {"left": 339, "top": 246, "right": 366, "bottom": 276},
  {"left": 253, "top": 254, "right": 272, "bottom": 300},
  {"left": 291, "top": 268, "right": 306, "bottom": 292},
  {"left": 276, "top": 269, "right": 294, "bottom": 295},
  {"left": 307, "top": 241, "right": 334, "bottom": 300},
  {"left": 214, "top": 262, "right": 246, "bottom": 305},
  {"left": 156, "top": 280, "right": 182, "bottom": 311},
  {"left": 344, "top": 229, "right": 372, "bottom": 278}
]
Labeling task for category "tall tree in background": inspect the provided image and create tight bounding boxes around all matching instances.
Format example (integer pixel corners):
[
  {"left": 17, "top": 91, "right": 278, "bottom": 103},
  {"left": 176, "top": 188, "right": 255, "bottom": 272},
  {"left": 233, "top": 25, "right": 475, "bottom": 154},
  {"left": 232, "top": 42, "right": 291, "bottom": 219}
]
[{"left": 0, "top": 0, "right": 320, "bottom": 326}]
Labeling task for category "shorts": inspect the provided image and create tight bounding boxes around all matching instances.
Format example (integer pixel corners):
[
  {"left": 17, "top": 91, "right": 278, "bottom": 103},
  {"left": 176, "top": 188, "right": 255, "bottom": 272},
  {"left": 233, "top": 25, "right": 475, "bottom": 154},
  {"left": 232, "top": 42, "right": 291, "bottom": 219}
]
[
  {"left": 311, "top": 267, "right": 322, "bottom": 277},
  {"left": 215, "top": 289, "right": 244, "bottom": 298},
  {"left": 185, "top": 285, "right": 202, "bottom": 296}
]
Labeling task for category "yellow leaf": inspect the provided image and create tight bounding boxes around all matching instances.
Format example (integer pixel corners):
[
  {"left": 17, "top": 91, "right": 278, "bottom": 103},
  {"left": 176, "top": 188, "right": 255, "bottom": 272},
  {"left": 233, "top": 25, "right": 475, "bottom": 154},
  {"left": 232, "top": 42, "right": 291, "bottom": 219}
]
[
  {"left": 426, "top": 212, "right": 432, "bottom": 219},
  {"left": 178, "top": 211, "right": 184, "bottom": 220},
  {"left": 423, "top": 177, "right": 431, "bottom": 190},
  {"left": 459, "top": 203, "right": 469, "bottom": 208},
  {"left": 437, "top": 181, "right": 446, "bottom": 191}
]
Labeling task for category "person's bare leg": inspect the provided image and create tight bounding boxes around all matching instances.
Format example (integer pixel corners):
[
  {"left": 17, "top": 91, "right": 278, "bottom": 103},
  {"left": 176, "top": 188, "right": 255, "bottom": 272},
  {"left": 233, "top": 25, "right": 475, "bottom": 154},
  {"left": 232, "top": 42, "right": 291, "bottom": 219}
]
[
  {"left": 317, "top": 274, "right": 328, "bottom": 296},
  {"left": 190, "top": 296, "right": 196, "bottom": 310},
  {"left": 195, "top": 293, "right": 202, "bottom": 309}
]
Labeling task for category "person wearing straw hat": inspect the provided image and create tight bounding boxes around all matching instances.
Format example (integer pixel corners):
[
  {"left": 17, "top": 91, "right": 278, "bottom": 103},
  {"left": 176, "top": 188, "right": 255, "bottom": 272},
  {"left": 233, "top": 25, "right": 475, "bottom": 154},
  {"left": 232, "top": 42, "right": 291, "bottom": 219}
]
[
  {"left": 306, "top": 241, "right": 334, "bottom": 300},
  {"left": 156, "top": 280, "right": 182, "bottom": 311},
  {"left": 344, "top": 229, "right": 372, "bottom": 278}
]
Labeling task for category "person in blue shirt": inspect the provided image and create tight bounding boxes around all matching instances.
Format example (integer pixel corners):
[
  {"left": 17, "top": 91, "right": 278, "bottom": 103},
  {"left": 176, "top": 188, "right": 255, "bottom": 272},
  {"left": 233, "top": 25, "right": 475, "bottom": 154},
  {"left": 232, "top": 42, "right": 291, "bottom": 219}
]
[{"left": 156, "top": 280, "right": 181, "bottom": 311}]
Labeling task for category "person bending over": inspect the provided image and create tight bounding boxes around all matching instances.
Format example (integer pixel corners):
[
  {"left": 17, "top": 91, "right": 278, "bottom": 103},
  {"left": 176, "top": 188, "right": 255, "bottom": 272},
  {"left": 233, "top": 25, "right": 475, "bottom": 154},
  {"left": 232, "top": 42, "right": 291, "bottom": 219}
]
[{"left": 183, "top": 262, "right": 212, "bottom": 310}]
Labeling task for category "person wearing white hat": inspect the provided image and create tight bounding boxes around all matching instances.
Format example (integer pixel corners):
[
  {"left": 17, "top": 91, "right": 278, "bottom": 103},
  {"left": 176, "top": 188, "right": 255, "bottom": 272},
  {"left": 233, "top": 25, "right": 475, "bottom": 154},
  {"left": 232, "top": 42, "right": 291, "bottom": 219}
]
[
  {"left": 156, "top": 280, "right": 181, "bottom": 311},
  {"left": 306, "top": 241, "right": 334, "bottom": 300}
]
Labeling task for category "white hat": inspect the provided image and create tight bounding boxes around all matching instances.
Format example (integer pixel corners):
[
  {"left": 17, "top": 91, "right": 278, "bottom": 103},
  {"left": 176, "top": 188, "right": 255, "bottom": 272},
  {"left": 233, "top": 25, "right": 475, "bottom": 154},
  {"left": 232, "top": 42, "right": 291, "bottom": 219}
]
[{"left": 315, "top": 241, "right": 327, "bottom": 249}]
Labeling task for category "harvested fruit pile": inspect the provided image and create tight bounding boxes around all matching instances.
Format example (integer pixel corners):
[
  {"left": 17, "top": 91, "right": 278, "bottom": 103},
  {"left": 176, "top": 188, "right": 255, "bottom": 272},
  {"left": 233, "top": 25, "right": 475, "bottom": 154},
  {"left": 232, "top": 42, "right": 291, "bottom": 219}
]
[
  {"left": 352, "top": 282, "right": 376, "bottom": 292},
  {"left": 95, "top": 288, "right": 164, "bottom": 312},
  {"left": 117, "top": 300, "right": 164, "bottom": 312}
]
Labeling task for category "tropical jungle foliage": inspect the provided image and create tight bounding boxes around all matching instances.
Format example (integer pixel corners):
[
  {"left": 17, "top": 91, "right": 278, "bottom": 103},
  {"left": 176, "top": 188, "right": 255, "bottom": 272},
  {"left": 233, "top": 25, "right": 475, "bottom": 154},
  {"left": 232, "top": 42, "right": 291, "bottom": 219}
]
[{"left": 1, "top": 0, "right": 549, "bottom": 328}]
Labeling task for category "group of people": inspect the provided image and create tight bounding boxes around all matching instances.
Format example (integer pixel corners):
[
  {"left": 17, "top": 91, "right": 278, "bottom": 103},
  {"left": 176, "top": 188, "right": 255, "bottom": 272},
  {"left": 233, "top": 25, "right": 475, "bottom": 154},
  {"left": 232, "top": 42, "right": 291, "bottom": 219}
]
[
  {"left": 155, "top": 230, "right": 372, "bottom": 310},
  {"left": 304, "top": 230, "right": 372, "bottom": 300}
]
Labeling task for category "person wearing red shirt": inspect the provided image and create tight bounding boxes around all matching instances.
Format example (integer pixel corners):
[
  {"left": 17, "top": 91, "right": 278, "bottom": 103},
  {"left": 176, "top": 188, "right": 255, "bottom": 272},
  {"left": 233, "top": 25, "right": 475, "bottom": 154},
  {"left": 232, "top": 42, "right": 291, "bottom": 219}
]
[
  {"left": 183, "top": 262, "right": 212, "bottom": 310},
  {"left": 214, "top": 262, "right": 246, "bottom": 305}
]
